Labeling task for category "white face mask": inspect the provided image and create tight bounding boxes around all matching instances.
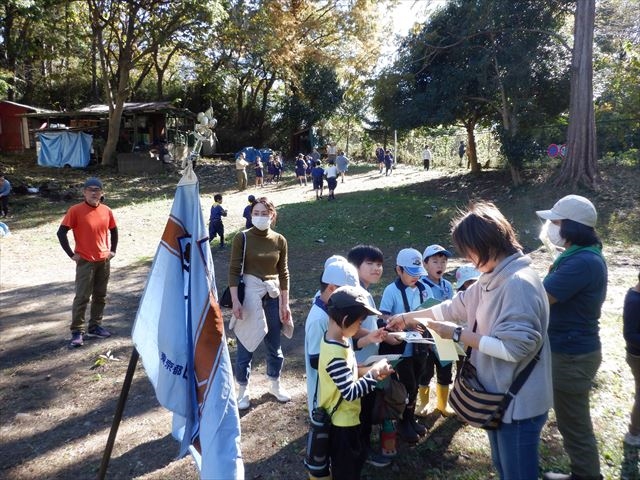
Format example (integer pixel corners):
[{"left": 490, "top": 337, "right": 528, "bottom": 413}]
[
  {"left": 252, "top": 216, "right": 271, "bottom": 231},
  {"left": 546, "top": 221, "right": 565, "bottom": 247}
]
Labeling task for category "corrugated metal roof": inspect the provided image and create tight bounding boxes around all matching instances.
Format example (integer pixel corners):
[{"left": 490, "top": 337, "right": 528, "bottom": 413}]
[
  {"left": 79, "top": 101, "right": 181, "bottom": 114},
  {"left": 0, "top": 100, "right": 56, "bottom": 113}
]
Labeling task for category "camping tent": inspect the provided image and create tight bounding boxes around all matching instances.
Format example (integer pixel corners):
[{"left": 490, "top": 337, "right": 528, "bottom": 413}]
[
  {"left": 236, "top": 147, "right": 273, "bottom": 163},
  {"left": 37, "top": 131, "right": 92, "bottom": 168}
]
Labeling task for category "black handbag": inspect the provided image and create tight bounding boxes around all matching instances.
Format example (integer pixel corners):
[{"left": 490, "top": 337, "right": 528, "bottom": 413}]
[
  {"left": 449, "top": 321, "right": 542, "bottom": 430},
  {"left": 219, "top": 232, "right": 246, "bottom": 308}
]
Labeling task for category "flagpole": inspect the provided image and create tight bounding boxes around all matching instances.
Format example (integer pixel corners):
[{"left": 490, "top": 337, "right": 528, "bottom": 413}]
[{"left": 97, "top": 347, "right": 140, "bottom": 480}]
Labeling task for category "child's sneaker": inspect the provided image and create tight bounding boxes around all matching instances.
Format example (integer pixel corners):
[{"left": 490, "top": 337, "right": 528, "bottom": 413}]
[
  {"left": 624, "top": 432, "right": 640, "bottom": 447},
  {"left": 69, "top": 332, "right": 84, "bottom": 348},
  {"left": 366, "top": 450, "right": 392, "bottom": 468},
  {"left": 87, "top": 326, "right": 112, "bottom": 338}
]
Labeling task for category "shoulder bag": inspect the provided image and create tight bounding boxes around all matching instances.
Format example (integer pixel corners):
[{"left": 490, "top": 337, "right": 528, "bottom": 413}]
[
  {"left": 449, "top": 320, "right": 542, "bottom": 430},
  {"left": 304, "top": 379, "right": 343, "bottom": 477},
  {"left": 219, "top": 232, "right": 246, "bottom": 308}
]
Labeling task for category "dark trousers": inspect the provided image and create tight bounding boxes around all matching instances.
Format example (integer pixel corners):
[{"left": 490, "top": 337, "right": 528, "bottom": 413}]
[
  {"left": 71, "top": 258, "right": 110, "bottom": 333},
  {"left": 419, "top": 350, "right": 453, "bottom": 386},
  {"left": 0, "top": 196, "right": 8, "bottom": 215},
  {"left": 628, "top": 352, "right": 640, "bottom": 435},
  {"left": 552, "top": 350, "right": 602, "bottom": 478},
  {"left": 209, "top": 220, "right": 224, "bottom": 245},
  {"left": 329, "top": 424, "right": 365, "bottom": 480},
  {"left": 359, "top": 389, "right": 376, "bottom": 449},
  {"left": 395, "top": 355, "right": 427, "bottom": 406}
]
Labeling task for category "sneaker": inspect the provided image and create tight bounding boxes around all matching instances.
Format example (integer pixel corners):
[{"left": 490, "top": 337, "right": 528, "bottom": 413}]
[
  {"left": 69, "top": 332, "right": 84, "bottom": 348},
  {"left": 625, "top": 432, "right": 640, "bottom": 447},
  {"left": 87, "top": 326, "right": 112, "bottom": 338},
  {"left": 366, "top": 451, "right": 392, "bottom": 468}
]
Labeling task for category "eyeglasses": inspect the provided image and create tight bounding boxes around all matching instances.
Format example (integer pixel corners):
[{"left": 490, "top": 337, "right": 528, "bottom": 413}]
[{"left": 86, "top": 187, "right": 102, "bottom": 193}]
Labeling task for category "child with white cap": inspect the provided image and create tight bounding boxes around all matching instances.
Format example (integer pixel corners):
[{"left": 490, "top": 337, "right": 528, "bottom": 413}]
[
  {"left": 455, "top": 263, "right": 481, "bottom": 292},
  {"left": 416, "top": 244, "right": 456, "bottom": 417},
  {"left": 379, "top": 248, "right": 433, "bottom": 443}
]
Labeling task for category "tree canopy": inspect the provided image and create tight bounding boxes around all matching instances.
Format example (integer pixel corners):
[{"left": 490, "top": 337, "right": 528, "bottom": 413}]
[
  {"left": 1, "top": 0, "right": 637, "bottom": 177},
  {"left": 373, "top": 0, "right": 572, "bottom": 184}
]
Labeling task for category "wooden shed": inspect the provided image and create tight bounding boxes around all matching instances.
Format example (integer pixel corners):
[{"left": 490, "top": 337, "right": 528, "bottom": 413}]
[{"left": 0, "top": 100, "right": 54, "bottom": 152}]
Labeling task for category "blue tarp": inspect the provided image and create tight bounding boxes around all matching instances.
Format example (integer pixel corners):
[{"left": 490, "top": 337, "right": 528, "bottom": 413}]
[
  {"left": 235, "top": 146, "right": 273, "bottom": 163},
  {"left": 37, "top": 131, "right": 92, "bottom": 168}
]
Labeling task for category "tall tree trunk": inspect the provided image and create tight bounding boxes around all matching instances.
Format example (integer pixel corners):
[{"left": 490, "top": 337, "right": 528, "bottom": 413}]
[
  {"left": 556, "top": 0, "right": 598, "bottom": 189},
  {"left": 97, "top": 1, "right": 136, "bottom": 167},
  {"left": 466, "top": 122, "right": 481, "bottom": 173}
]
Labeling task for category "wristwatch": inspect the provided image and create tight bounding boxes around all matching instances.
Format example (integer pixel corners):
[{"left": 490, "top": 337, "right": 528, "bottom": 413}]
[{"left": 452, "top": 327, "right": 463, "bottom": 343}]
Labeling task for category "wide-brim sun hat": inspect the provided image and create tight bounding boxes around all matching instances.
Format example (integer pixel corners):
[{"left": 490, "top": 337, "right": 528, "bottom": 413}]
[{"left": 536, "top": 194, "right": 597, "bottom": 227}]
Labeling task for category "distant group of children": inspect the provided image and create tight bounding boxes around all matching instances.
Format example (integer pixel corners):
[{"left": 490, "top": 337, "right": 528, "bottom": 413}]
[{"left": 303, "top": 243, "right": 481, "bottom": 479}]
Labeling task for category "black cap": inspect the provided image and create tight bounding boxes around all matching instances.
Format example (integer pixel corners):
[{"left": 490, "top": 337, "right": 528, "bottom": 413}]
[{"left": 328, "top": 286, "right": 382, "bottom": 316}]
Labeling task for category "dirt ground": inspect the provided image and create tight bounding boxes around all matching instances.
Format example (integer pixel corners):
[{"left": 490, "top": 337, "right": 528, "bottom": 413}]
[{"left": 1, "top": 158, "right": 639, "bottom": 480}]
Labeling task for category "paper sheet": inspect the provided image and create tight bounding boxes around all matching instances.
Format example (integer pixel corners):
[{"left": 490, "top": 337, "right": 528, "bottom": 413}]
[
  {"left": 387, "top": 331, "right": 435, "bottom": 344},
  {"left": 361, "top": 354, "right": 402, "bottom": 366},
  {"left": 425, "top": 327, "right": 461, "bottom": 361}
]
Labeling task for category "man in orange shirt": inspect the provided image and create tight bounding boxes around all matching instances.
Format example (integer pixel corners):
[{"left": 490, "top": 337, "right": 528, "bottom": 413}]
[{"left": 57, "top": 177, "right": 118, "bottom": 348}]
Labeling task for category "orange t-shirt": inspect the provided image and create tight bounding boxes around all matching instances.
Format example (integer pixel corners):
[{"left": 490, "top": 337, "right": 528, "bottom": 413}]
[{"left": 61, "top": 202, "right": 117, "bottom": 261}]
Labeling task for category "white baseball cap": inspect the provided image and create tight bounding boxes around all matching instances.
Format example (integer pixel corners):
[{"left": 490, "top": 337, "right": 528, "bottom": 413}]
[
  {"left": 422, "top": 244, "right": 453, "bottom": 260},
  {"left": 456, "top": 264, "right": 481, "bottom": 288},
  {"left": 536, "top": 195, "right": 597, "bottom": 227},
  {"left": 322, "top": 258, "right": 359, "bottom": 287},
  {"left": 324, "top": 255, "right": 347, "bottom": 269},
  {"left": 396, "top": 248, "right": 427, "bottom": 277}
]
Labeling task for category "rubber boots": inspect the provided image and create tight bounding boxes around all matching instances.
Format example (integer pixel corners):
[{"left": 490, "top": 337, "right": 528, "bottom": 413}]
[
  {"left": 415, "top": 386, "right": 430, "bottom": 417},
  {"left": 435, "top": 384, "right": 456, "bottom": 417},
  {"left": 398, "top": 403, "right": 425, "bottom": 442},
  {"left": 237, "top": 384, "right": 250, "bottom": 410},
  {"left": 269, "top": 378, "right": 292, "bottom": 402}
]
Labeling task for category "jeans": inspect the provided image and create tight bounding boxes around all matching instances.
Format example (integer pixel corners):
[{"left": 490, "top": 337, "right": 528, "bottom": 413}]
[
  {"left": 71, "top": 258, "right": 110, "bottom": 333},
  {"left": 627, "top": 352, "right": 640, "bottom": 435},
  {"left": 235, "top": 295, "right": 283, "bottom": 385},
  {"left": 487, "top": 412, "right": 547, "bottom": 480},
  {"left": 551, "top": 350, "right": 602, "bottom": 478}
]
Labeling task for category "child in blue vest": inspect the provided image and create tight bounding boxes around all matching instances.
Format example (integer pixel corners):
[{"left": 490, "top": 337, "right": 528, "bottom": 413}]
[
  {"left": 379, "top": 248, "right": 433, "bottom": 443},
  {"left": 416, "top": 244, "right": 455, "bottom": 417},
  {"left": 208, "top": 193, "right": 227, "bottom": 248},
  {"left": 311, "top": 160, "right": 325, "bottom": 200}
]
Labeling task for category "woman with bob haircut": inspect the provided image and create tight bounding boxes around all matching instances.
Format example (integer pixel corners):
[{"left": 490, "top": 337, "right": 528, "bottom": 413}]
[
  {"left": 386, "top": 201, "right": 552, "bottom": 480},
  {"left": 537, "top": 195, "right": 607, "bottom": 480}
]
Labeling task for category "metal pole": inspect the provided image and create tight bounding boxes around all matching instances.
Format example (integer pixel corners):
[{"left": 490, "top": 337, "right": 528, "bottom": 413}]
[{"left": 97, "top": 347, "right": 140, "bottom": 480}]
